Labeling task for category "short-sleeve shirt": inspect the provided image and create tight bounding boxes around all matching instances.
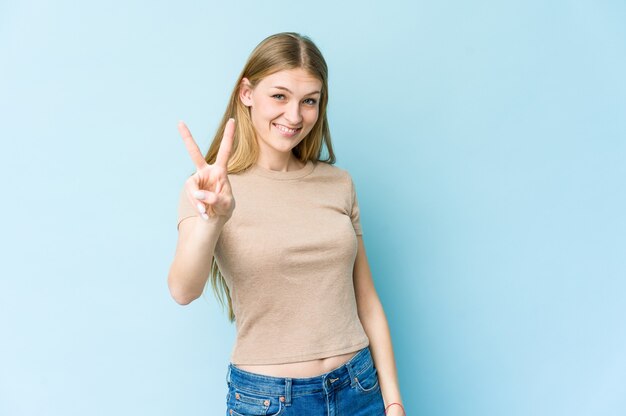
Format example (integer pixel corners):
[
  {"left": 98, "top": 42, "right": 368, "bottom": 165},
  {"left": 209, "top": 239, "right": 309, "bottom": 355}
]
[{"left": 177, "top": 160, "right": 369, "bottom": 364}]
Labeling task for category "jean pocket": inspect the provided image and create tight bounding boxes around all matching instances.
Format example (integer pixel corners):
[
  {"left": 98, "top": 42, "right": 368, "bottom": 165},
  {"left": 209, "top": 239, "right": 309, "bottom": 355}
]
[
  {"left": 227, "top": 386, "right": 285, "bottom": 416},
  {"left": 353, "top": 361, "right": 380, "bottom": 394}
]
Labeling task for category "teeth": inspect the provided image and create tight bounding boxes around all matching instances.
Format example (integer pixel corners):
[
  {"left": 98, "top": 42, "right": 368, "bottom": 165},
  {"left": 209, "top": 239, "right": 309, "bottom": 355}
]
[{"left": 275, "top": 124, "right": 298, "bottom": 133}]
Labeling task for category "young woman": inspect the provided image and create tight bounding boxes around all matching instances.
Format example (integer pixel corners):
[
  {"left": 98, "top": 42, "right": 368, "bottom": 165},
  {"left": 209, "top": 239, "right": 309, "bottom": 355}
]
[{"left": 168, "top": 32, "right": 405, "bottom": 416}]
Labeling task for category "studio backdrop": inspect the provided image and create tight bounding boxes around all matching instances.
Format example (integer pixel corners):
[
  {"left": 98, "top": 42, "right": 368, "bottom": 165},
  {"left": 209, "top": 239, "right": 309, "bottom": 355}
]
[{"left": 1, "top": 0, "right": 625, "bottom": 415}]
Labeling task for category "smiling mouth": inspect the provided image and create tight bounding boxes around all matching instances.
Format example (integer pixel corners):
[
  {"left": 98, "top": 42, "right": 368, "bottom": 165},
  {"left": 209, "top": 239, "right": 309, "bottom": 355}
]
[{"left": 273, "top": 123, "right": 302, "bottom": 134}]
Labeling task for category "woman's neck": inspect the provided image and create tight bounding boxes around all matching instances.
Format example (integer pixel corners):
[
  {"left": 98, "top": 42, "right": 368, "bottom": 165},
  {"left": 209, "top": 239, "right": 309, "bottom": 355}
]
[{"left": 255, "top": 152, "right": 305, "bottom": 172}]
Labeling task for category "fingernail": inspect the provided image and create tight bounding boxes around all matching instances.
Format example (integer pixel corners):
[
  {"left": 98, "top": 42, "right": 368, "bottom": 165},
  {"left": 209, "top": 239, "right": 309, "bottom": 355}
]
[
  {"left": 197, "top": 202, "right": 206, "bottom": 214},
  {"left": 194, "top": 190, "right": 205, "bottom": 199},
  {"left": 201, "top": 213, "right": 209, "bottom": 220}
]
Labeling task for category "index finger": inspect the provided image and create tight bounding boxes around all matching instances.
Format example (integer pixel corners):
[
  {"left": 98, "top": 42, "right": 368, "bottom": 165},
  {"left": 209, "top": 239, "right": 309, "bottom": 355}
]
[
  {"left": 178, "top": 121, "right": 208, "bottom": 171},
  {"left": 214, "top": 118, "right": 235, "bottom": 168}
]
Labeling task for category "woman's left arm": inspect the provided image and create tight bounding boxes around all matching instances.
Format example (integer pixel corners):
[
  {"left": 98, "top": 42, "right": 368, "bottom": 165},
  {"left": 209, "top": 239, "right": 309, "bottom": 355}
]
[{"left": 353, "top": 235, "right": 405, "bottom": 415}]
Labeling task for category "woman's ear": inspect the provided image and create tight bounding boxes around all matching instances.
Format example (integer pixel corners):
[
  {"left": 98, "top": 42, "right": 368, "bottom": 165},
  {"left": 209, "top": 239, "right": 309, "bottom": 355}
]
[{"left": 239, "top": 78, "right": 253, "bottom": 107}]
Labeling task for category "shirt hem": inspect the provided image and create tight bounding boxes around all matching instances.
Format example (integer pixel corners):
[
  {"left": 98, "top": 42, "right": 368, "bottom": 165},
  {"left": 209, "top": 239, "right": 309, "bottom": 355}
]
[{"left": 230, "top": 338, "right": 370, "bottom": 365}]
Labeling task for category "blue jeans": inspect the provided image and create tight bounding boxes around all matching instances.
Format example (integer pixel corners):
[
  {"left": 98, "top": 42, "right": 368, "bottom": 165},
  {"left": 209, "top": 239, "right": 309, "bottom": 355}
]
[{"left": 225, "top": 346, "right": 385, "bottom": 416}]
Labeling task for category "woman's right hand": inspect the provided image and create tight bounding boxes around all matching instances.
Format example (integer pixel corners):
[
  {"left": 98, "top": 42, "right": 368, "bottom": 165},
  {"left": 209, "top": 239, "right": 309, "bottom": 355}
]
[{"left": 178, "top": 118, "right": 236, "bottom": 220}]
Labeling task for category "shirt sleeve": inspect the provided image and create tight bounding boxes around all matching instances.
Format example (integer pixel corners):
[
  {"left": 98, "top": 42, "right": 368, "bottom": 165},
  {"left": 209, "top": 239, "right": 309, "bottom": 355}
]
[
  {"left": 177, "top": 183, "right": 198, "bottom": 230},
  {"left": 349, "top": 175, "right": 363, "bottom": 236}
]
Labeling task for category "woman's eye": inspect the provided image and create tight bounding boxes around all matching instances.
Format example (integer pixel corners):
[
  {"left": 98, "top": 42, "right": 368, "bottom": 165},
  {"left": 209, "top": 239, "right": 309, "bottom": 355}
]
[
  {"left": 304, "top": 98, "right": 317, "bottom": 105},
  {"left": 272, "top": 94, "right": 285, "bottom": 100}
]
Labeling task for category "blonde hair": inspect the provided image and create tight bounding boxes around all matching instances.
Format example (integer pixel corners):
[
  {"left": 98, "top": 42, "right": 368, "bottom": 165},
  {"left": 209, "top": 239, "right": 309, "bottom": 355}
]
[{"left": 198, "top": 32, "right": 336, "bottom": 322}]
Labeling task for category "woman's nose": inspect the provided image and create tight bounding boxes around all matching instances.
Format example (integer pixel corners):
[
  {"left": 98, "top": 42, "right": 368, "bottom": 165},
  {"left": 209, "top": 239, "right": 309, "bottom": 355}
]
[{"left": 284, "top": 101, "right": 302, "bottom": 125}]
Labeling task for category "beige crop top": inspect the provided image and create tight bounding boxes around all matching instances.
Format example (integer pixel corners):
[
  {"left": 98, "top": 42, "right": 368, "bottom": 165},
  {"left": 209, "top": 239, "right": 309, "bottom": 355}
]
[{"left": 176, "top": 159, "right": 370, "bottom": 364}]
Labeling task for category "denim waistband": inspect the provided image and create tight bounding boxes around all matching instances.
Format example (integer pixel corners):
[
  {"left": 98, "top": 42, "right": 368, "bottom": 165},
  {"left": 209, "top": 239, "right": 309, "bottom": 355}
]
[{"left": 226, "top": 346, "right": 373, "bottom": 398}]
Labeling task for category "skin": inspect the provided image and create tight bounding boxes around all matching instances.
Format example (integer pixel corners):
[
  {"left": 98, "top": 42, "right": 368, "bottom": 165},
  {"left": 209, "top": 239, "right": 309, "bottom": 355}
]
[{"left": 172, "top": 68, "right": 404, "bottom": 414}]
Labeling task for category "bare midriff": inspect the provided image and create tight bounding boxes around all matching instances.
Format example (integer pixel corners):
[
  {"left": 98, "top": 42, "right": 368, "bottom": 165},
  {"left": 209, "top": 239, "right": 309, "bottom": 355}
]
[{"left": 234, "top": 350, "right": 360, "bottom": 378}]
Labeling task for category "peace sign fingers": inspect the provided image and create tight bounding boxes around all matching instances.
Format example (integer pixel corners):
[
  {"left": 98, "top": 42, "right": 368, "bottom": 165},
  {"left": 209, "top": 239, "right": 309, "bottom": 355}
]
[
  {"left": 214, "top": 118, "right": 235, "bottom": 169},
  {"left": 178, "top": 121, "right": 208, "bottom": 171},
  {"left": 177, "top": 118, "right": 237, "bottom": 221}
]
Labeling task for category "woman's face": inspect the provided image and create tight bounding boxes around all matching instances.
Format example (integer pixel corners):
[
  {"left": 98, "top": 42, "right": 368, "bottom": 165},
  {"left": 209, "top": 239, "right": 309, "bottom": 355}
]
[{"left": 240, "top": 68, "right": 322, "bottom": 159}]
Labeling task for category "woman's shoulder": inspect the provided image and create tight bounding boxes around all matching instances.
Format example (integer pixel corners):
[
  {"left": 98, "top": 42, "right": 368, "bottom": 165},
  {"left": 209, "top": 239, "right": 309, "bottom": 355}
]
[{"left": 313, "top": 160, "right": 354, "bottom": 180}]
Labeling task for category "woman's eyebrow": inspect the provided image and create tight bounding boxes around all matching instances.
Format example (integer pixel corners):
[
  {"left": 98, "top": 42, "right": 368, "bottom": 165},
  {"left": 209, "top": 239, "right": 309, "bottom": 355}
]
[{"left": 271, "top": 86, "right": 321, "bottom": 96}]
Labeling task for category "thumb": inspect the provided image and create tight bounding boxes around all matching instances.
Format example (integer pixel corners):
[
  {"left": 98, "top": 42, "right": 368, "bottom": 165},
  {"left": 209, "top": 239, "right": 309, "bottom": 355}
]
[{"left": 193, "top": 190, "right": 217, "bottom": 205}]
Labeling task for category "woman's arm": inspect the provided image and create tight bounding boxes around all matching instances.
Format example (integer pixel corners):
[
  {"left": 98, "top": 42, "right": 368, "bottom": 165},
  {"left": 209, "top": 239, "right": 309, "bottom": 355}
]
[
  {"left": 167, "top": 215, "right": 227, "bottom": 305},
  {"left": 168, "top": 119, "right": 236, "bottom": 305},
  {"left": 353, "top": 235, "right": 405, "bottom": 415}
]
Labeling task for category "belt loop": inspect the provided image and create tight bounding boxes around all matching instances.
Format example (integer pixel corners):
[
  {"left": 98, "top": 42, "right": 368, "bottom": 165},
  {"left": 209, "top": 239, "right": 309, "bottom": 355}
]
[
  {"left": 284, "top": 378, "right": 292, "bottom": 406},
  {"left": 346, "top": 357, "right": 358, "bottom": 388},
  {"left": 226, "top": 365, "right": 231, "bottom": 385}
]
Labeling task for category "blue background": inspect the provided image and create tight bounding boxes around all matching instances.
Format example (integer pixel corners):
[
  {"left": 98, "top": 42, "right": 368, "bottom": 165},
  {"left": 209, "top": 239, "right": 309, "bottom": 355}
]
[{"left": 1, "top": 0, "right": 625, "bottom": 415}]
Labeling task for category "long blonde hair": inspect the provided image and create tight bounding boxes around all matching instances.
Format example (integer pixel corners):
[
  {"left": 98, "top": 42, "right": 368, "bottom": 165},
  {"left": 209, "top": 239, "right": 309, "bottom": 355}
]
[{"left": 198, "top": 32, "right": 336, "bottom": 322}]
